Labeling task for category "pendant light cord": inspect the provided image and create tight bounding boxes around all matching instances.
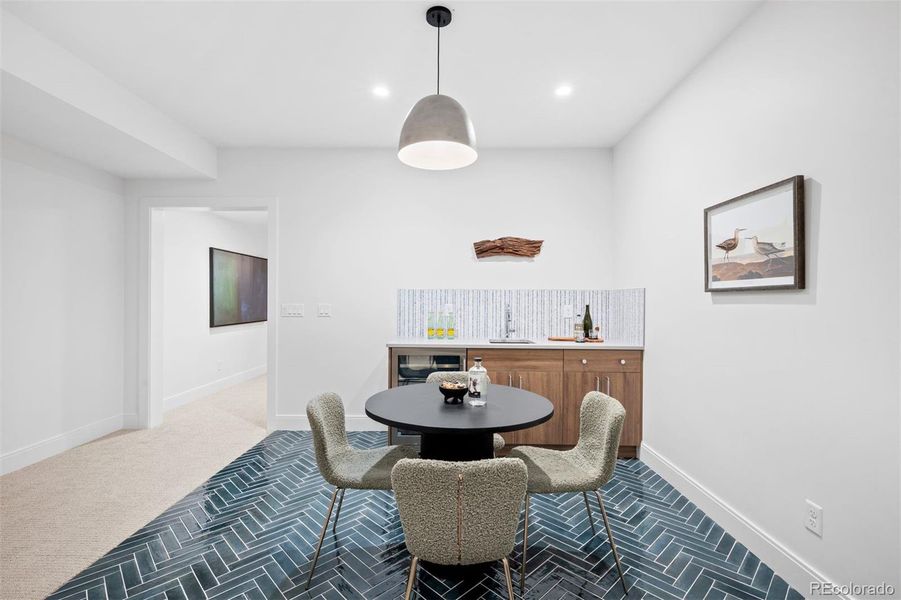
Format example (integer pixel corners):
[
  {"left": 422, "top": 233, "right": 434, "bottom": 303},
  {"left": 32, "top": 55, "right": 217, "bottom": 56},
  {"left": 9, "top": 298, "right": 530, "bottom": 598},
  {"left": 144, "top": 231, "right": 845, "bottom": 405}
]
[{"left": 436, "top": 24, "right": 441, "bottom": 95}]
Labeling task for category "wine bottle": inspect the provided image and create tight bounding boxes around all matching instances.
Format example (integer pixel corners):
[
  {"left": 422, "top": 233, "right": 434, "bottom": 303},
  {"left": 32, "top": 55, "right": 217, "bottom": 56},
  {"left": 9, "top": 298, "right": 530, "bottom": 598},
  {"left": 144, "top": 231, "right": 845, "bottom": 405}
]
[{"left": 583, "top": 304, "right": 593, "bottom": 339}]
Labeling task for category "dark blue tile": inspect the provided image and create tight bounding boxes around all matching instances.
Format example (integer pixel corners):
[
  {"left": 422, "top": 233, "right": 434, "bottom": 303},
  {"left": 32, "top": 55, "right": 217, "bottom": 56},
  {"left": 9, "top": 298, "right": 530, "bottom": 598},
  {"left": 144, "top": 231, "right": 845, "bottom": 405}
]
[
  {"left": 766, "top": 575, "right": 789, "bottom": 600},
  {"left": 726, "top": 543, "right": 748, "bottom": 567},
  {"left": 786, "top": 587, "right": 804, "bottom": 600},
  {"left": 674, "top": 563, "right": 703, "bottom": 591},
  {"left": 86, "top": 585, "right": 106, "bottom": 600},
  {"left": 663, "top": 552, "right": 691, "bottom": 578},
  {"left": 190, "top": 561, "right": 217, "bottom": 590},
  {"left": 686, "top": 574, "right": 715, "bottom": 599},
  {"left": 104, "top": 570, "right": 128, "bottom": 600},
  {"left": 177, "top": 572, "right": 205, "bottom": 599},
  {"left": 163, "top": 587, "right": 186, "bottom": 600},
  {"left": 45, "top": 432, "right": 801, "bottom": 600},
  {"left": 121, "top": 559, "right": 142, "bottom": 589},
  {"left": 739, "top": 552, "right": 760, "bottom": 580},
  {"left": 752, "top": 564, "right": 775, "bottom": 592},
  {"left": 656, "top": 539, "right": 682, "bottom": 567}
]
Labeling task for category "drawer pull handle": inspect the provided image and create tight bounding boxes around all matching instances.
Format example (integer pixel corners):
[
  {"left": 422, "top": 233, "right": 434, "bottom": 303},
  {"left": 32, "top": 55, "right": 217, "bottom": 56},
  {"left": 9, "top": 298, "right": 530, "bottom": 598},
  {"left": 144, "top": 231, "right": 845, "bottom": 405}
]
[
  {"left": 620, "top": 359, "right": 626, "bottom": 365},
  {"left": 508, "top": 374, "right": 513, "bottom": 386},
  {"left": 605, "top": 376, "right": 611, "bottom": 396},
  {"left": 595, "top": 376, "right": 600, "bottom": 392},
  {"left": 519, "top": 376, "right": 523, "bottom": 389},
  {"left": 582, "top": 359, "right": 588, "bottom": 365}
]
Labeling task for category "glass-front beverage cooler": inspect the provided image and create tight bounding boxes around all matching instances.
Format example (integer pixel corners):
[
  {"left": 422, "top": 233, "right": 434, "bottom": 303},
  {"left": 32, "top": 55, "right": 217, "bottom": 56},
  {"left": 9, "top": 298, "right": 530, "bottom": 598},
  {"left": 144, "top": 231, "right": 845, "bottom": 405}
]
[{"left": 388, "top": 347, "right": 466, "bottom": 446}]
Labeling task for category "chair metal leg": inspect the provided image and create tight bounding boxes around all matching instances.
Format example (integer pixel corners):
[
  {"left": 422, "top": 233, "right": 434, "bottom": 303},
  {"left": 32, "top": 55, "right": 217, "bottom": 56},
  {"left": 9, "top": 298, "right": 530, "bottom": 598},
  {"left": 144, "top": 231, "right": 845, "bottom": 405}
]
[
  {"left": 305, "top": 487, "right": 340, "bottom": 590},
  {"left": 582, "top": 491, "right": 597, "bottom": 536},
  {"left": 403, "top": 556, "right": 419, "bottom": 600},
  {"left": 332, "top": 488, "right": 346, "bottom": 535},
  {"left": 502, "top": 557, "right": 515, "bottom": 600},
  {"left": 594, "top": 490, "right": 628, "bottom": 595},
  {"left": 519, "top": 493, "right": 530, "bottom": 592}
]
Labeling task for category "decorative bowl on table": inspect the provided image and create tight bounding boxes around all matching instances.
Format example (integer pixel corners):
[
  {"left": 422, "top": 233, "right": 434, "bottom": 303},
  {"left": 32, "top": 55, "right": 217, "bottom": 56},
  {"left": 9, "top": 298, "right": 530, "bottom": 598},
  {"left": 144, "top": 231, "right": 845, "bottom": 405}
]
[{"left": 438, "top": 381, "right": 468, "bottom": 404}]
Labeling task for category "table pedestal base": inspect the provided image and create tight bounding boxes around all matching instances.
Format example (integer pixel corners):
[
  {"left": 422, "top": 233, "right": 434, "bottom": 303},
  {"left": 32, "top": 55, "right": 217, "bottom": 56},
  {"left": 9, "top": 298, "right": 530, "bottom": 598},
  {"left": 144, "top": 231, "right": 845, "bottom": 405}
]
[
  {"left": 420, "top": 560, "right": 495, "bottom": 579},
  {"left": 419, "top": 432, "right": 494, "bottom": 461},
  {"left": 414, "top": 432, "right": 502, "bottom": 578}
]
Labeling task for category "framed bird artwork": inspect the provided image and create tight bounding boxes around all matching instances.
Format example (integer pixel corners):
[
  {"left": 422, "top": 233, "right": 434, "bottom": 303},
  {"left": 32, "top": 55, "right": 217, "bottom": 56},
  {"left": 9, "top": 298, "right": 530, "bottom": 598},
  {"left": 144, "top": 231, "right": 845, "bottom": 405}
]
[{"left": 704, "top": 176, "right": 805, "bottom": 292}]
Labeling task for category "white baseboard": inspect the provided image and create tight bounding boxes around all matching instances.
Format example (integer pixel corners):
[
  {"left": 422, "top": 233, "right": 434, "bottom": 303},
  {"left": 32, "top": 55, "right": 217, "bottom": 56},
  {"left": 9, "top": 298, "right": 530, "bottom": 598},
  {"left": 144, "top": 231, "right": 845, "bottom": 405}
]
[
  {"left": 1, "top": 413, "right": 126, "bottom": 475},
  {"left": 164, "top": 365, "right": 267, "bottom": 411},
  {"left": 269, "top": 414, "right": 387, "bottom": 432},
  {"left": 640, "top": 443, "right": 847, "bottom": 600}
]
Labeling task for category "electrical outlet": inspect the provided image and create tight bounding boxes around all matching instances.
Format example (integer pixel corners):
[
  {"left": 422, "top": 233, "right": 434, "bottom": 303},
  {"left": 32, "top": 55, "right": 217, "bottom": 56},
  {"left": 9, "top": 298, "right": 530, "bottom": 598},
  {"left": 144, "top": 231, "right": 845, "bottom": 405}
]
[
  {"left": 281, "top": 303, "right": 304, "bottom": 317},
  {"left": 805, "top": 499, "right": 823, "bottom": 536},
  {"left": 216, "top": 361, "right": 223, "bottom": 373},
  {"left": 317, "top": 303, "right": 332, "bottom": 317}
]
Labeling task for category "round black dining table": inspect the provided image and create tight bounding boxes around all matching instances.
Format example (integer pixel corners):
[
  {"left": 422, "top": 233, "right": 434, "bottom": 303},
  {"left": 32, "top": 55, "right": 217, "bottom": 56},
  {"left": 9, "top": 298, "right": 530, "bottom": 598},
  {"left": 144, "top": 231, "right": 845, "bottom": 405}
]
[{"left": 365, "top": 383, "right": 554, "bottom": 460}]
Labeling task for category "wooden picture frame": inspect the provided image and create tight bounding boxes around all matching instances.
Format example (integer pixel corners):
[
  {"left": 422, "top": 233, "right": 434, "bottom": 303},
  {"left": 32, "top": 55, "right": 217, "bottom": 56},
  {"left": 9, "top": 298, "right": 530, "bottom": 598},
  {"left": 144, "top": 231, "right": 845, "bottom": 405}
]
[{"left": 704, "top": 176, "right": 805, "bottom": 292}]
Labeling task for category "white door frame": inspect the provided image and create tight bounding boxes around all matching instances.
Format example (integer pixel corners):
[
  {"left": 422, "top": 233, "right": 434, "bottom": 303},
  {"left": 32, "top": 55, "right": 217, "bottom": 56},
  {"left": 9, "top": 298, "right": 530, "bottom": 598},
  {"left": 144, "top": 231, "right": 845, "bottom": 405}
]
[{"left": 138, "top": 196, "right": 279, "bottom": 430}]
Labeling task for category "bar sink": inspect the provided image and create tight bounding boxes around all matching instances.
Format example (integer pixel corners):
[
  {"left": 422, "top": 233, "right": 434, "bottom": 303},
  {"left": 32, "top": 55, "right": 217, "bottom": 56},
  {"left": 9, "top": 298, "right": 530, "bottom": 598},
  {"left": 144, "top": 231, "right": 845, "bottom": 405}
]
[{"left": 488, "top": 338, "right": 535, "bottom": 344}]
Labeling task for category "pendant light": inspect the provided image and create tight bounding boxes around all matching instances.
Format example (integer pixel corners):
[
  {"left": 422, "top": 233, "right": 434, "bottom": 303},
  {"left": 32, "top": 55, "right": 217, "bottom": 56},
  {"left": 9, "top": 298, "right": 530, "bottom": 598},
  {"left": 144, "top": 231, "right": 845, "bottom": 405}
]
[{"left": 398, "top": 6, "right": 477, "bottom": 170}]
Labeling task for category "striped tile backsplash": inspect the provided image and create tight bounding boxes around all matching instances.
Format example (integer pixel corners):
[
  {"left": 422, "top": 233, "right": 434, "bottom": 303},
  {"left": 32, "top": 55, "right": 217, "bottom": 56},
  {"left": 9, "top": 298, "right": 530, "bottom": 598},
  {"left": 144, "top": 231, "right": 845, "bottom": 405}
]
[{"left": 396, "top": 288, "right": 645, "bottom": 345}]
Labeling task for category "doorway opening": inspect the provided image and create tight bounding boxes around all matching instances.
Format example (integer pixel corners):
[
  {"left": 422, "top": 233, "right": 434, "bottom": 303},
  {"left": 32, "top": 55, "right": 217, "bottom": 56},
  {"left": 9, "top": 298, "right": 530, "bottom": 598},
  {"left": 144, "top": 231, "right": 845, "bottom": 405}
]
[{"left": 139, "top": 198, "right": 278, "bottom": 431}]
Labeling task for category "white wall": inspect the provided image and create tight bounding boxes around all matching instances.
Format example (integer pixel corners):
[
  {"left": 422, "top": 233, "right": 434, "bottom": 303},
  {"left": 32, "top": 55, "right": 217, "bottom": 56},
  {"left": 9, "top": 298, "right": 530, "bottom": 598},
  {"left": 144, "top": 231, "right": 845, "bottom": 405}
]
[
  {"left": 160, "top": 209, "right": 267, "bottom": 410},
  {"left": 611, "top": 1, "right": 899, "bottom": 594},
  {"left": 1, "top": 135, "right": 126, "bottom": 474},
  {"left": 126, "top": 148, "right": 614, "bottom": 427}
]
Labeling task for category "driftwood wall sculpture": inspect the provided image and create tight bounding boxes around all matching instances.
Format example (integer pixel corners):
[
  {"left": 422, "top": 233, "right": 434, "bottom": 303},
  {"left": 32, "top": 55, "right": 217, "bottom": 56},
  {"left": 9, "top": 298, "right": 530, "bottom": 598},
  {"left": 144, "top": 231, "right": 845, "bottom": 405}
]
[{"left": 473, "top": 237, "right": 543, "bottom": 259}]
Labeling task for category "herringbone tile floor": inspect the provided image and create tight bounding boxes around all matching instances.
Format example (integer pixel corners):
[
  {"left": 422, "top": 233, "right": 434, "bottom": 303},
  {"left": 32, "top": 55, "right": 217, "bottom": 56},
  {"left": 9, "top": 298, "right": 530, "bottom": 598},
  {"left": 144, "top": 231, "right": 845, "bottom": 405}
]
[{"left": 46, "top": 432, "right": 802, "bottom": 600}]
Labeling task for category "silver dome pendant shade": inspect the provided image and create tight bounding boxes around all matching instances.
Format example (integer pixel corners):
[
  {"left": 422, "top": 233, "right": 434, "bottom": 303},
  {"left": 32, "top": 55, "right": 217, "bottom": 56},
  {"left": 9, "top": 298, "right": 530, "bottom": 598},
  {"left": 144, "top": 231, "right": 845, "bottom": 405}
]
[
  {"left": 398, "top": 6, "right": 477, "bottom": 170},
  {"left": 398, "top": 94, "right": 477, "bottom": 170}
]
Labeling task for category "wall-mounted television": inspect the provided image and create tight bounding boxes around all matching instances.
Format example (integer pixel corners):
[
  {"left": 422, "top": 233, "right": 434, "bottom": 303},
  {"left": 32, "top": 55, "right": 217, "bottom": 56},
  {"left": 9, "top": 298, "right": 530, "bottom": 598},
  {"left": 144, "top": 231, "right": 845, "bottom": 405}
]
[{"left": 209, "top": 247, "right": 268, "bottom": 327}]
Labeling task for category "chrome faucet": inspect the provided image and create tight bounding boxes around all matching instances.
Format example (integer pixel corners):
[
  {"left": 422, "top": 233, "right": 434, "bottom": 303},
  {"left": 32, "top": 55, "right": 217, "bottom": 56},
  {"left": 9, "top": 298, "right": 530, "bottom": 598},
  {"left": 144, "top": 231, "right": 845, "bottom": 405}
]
[{"left": 504, "top": 305, "right": 516, "bottom": 339}]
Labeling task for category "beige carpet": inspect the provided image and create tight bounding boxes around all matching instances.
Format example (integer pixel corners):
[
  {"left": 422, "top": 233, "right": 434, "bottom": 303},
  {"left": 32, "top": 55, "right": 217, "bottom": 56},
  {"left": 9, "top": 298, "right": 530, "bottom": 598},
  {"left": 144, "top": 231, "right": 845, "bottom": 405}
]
[{"left": 0, "top": 376, "right": 268, "bottom": 600}]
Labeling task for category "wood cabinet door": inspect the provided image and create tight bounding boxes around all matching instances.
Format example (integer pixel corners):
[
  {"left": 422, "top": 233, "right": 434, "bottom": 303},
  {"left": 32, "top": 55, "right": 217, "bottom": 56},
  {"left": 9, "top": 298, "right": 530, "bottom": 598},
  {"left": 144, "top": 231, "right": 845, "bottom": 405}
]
[
  {"left": 486, "top": 369, "right": 515, "bottom": 389},
  {"left": 472, "top": 350, "right": 563, "bottom": 372},
  {"left": 483, "top": 369, "right": 513, "bottom": 441},
  {"left": 563, "top": 372, "right": 627, "bottom": 445},
  {"left": 514, "top": 370, "right": 564, "bottom": 445},
  {"left": 620, "top": 372, "right": 642, "bottom": 447}
]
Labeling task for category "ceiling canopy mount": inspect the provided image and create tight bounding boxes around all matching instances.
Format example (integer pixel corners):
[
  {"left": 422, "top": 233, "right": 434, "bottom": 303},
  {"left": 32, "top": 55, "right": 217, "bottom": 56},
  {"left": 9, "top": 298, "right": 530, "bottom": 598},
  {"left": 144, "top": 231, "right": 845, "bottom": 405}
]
[{"left": 425, "top": 6, "right": 452, "bottom": 28}]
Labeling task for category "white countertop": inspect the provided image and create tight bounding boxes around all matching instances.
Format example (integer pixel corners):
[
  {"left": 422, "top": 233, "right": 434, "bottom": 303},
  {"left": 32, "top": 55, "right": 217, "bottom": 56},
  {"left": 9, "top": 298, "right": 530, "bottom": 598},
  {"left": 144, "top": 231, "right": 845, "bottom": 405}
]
[{"left": 386, "top": 337, "right": 643, "bottom": 350}]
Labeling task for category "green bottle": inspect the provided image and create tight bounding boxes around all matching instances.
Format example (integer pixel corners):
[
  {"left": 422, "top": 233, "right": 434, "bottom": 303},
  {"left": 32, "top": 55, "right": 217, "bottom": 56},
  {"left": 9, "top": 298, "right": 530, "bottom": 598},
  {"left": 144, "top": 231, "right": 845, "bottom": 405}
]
[{"left": 582, "top": 304, "right": 593, "bottom": 338}]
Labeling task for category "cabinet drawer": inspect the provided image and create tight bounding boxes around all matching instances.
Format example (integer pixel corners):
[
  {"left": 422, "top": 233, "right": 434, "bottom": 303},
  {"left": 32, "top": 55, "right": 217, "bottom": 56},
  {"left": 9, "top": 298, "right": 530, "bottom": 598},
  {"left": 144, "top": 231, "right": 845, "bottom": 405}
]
[
  {"left": 563, "top": 350, "right": 642, "bottom": 373},
  {"left": 468, "top": 349, "right": 563, "bottom": 372}
]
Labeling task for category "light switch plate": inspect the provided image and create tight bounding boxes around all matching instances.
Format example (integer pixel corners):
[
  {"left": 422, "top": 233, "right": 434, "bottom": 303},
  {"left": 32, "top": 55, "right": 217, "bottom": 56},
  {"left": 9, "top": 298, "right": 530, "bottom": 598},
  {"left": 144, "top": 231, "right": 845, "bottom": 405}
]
[
  {"left": 281, "top": 303, "right": 304, "bottom": 317},
  {"left": 317, "top": 303, "right": 332, "bottom": 317}
]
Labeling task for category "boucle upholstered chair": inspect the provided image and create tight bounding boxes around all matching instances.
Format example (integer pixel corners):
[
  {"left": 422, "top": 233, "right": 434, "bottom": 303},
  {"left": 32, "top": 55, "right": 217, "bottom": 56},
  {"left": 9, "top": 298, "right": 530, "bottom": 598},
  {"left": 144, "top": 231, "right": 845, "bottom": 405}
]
[
  {"left": 425, "top": 371, "right": 505, "bottom": 452},
  {"left": 305, "top": 392, "right": 418, "bottom": 589},
  {"left": 509, "top": 392, "right": 628, "bottom": 594},
  {"left": 392, "top": 458, "right": 527, "bottom": 600}
]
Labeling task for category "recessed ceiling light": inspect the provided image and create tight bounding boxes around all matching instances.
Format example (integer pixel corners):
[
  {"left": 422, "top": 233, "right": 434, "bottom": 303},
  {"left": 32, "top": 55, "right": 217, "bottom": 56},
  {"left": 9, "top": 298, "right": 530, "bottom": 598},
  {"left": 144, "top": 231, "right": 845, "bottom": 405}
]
[
  {"left": 372, "top": 85, "right": 390, "bottom": 98},
  {"left": 554, "top": 84, "right": 573, "bottom": 98}
]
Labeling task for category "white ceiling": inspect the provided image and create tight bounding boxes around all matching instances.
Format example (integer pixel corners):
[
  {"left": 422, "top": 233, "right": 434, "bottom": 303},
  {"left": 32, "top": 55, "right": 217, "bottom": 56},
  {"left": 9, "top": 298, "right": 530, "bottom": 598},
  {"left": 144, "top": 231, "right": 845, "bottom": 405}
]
[{"left": 3, "top": 1, "right": 759, "bottom": 149}]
